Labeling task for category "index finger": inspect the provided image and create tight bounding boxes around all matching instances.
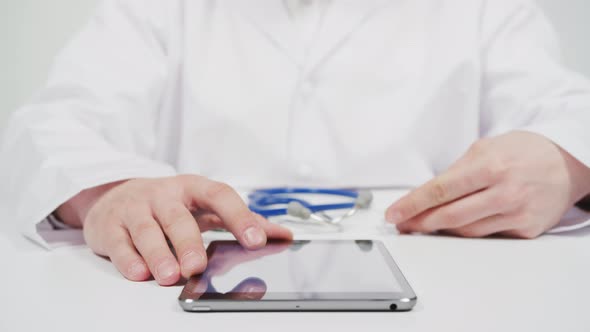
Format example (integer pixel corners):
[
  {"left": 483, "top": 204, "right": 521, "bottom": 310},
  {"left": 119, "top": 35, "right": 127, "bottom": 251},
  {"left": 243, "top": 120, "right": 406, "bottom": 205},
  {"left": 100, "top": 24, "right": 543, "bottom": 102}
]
[
  {"left": 179, "top": 175, "right": 267, "bottom": 249},
  {"left": 386, "top": 159, "right": 492, "bottom": 224}
]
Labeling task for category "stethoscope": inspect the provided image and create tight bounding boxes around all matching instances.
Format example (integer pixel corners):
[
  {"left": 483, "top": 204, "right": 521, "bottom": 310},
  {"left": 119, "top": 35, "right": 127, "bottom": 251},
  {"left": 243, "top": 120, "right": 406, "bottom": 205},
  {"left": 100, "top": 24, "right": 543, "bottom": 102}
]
[{"left": 248, "top": 188, "right": 373, "bottom": 226}]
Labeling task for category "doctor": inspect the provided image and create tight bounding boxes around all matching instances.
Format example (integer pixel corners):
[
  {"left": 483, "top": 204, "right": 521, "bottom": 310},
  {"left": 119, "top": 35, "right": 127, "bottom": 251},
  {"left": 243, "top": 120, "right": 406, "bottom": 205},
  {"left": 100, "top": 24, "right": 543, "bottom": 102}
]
[{"left": 1, "top": 0, "right": 590, "bottom": 286}]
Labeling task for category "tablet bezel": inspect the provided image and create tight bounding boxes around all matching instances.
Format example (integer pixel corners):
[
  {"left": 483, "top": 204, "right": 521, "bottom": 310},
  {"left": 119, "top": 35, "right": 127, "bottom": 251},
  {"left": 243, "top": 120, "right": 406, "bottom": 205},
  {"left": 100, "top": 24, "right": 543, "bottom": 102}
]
[{"left": 178, "top": 240, "right": 417, "bottom": 312}]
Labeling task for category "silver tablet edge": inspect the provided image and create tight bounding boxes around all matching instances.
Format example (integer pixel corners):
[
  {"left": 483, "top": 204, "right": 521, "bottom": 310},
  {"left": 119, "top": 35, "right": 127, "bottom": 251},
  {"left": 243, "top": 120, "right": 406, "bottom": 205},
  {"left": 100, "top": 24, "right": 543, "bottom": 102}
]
[{"left": 178, "top": 297, "right": 417, "bottom": 312}]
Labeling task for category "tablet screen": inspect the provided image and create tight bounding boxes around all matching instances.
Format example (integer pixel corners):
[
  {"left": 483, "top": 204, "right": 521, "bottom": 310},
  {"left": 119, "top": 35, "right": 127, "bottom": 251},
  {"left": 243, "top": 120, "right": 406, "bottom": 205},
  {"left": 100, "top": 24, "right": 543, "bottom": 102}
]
[{"left": 181, "top": 240, "right": 408, "bottom": 301}]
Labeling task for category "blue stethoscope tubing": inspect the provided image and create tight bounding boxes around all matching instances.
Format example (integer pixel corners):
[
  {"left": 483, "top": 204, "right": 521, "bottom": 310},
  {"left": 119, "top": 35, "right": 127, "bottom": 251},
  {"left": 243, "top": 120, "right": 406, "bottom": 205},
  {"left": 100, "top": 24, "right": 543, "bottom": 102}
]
[{"left": 248, "top": 188, "right": 372, "bottom": 218}]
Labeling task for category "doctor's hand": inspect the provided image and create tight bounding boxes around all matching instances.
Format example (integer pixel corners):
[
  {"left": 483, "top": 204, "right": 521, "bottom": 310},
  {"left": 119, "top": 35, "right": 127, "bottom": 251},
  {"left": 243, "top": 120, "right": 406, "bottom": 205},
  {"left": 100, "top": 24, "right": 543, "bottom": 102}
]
[
  {"left": 55, "top": 175, "right": 293, "bottom": 286},
  {"left": 386, "top": 131, "right": 590, "bottom": 239}
]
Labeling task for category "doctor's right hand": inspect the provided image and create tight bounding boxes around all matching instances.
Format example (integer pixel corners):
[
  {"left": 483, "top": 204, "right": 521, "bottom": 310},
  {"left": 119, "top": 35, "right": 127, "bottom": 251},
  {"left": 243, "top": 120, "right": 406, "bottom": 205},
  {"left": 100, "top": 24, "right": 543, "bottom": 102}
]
[{"left": 55, "top": 175, "right": 293, "bottom": 286}]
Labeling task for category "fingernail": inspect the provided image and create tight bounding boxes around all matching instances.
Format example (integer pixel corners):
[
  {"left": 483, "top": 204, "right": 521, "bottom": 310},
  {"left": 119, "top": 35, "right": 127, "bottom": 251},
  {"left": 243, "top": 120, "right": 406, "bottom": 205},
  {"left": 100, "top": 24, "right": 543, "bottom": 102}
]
[
  {"left": 244, "top": 227, "right": 265, "bottom": 247},
  {"left": 181, "top": 251, "right": 205, "bottom": 272},
  {"left": 156, "top": 260, "right": 178, "bottom": 281},
  {"left": 128, "top": 262, "right": 147, "bottom": 278},
  {"left": 387, "top": 211, "right": 403, "bottom": 224}
]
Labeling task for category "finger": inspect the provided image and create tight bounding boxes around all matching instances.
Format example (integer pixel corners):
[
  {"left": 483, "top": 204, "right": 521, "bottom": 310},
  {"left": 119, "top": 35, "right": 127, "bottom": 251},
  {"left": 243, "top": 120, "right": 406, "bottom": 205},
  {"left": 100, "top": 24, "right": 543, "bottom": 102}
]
[
  {"left": 254, "top": 214, "right": 293, "bottom": 240},
  {"left": 386, "top": 158, "right": 493, "bottom": 224},
  {"left": 181, "top": 277, "right": 210, "bottom": 300},
  {"left": 193, "top": 212, "right": 224, "bottom": 232},
  {"left": 395, "top": 186, "right": 516, "bottom": 234},
  {"left": 207, "top": 241, "right": 292, "bottom": 276},
  {"left": 441, "top": 214, "right": 514, "bottom": 238},
  {"left": 152, "top": 201, "right": 208, "bottom": 279},
  {"left": 498, "top": 227, "right": 544, "bottom": 240},
  {"left": 193, "top": 212, "right": 293, "bottom": 239},
  {"left": 227, "top": 277, "right": 267, "bottom": 300},
  {"left": 125, "top": 205, "right": 180, "bottom": 286},
  {"left": 104, "top": 226, "right": 151, "bottom": 281},
  {"left": 181, "top": 176, "right": 266, "bottom": 249},
  {"left": 83, "top": 214, "right": 151, "bottom": 282}
]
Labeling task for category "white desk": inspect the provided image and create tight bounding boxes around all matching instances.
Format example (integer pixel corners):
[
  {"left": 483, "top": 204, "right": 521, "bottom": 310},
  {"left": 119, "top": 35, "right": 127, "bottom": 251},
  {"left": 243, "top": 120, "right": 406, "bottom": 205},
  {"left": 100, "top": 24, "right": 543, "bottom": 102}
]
[{"left": 1, "top": 190, "right": 589, "bottom": 332}]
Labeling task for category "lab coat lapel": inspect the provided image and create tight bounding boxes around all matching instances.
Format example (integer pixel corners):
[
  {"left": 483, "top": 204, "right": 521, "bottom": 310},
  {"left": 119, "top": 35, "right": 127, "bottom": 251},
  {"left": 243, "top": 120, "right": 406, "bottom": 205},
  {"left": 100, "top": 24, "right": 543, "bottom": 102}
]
[
  {"left": 233, "top": 0, "right": 392, "bottom": 71},
  {"left": 232, "top": 0, "right": 304, "bottom": 67},
  {"left": 308, "top": 0, "right": 392, "bottom": 72}
]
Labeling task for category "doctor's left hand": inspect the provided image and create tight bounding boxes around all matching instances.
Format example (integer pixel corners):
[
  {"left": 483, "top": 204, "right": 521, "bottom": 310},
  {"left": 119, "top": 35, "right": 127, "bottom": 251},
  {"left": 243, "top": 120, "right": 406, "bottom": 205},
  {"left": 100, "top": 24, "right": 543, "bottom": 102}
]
[
  {"left": 386, "top": 131, "right": 590, "bottom": 239},
  {"left": 55, "top": 175, "right": 293, "bottom": 286}
]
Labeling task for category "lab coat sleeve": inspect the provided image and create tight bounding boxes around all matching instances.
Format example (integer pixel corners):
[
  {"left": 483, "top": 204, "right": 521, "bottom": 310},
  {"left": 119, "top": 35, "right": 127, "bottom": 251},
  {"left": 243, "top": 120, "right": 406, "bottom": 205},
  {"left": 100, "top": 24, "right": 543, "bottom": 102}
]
[
  {"left": 479, "top": 0, "right": 590, "bottom": 232},
  {"left": 0, "top": 0, "right": 176, "bottom": 249}
]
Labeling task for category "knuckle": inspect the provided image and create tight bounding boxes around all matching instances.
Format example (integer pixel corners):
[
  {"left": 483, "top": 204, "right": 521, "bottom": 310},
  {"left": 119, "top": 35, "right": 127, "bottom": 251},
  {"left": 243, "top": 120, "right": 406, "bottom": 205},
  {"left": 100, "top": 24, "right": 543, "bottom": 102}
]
[
  {"left": 430, "top": 181, "right": 448, "bottom": 204},
  {"left": 145, "top": 183, "right": 165, "bottom": 198},
  {"left": 232, "top": 213, "right": 259, "bottom": 232},
  {"left": 469, "top": 138, "right": 491, "bottom": 155},
  {"left": 487, "top": 190, "right": 505, "bottom": 209},
  {"left": 108, "top": 238, "right": 132, "bottom": 258},
  {"left": 158, "top": 205, "right": 196, "bottom": 237},
  {"left": 502, "top": 184, "right": 528, "bottom": 209},
  {"left": 163, "top": 204, "right": 188, "bottom": 222},
  {"left": 204, "top": 182, "right": 234, "bottom": 201},
  {"left": 484, "top": 157, "right": 509, "bottom": 183},
  {"left": 161, "top": 217, "right": 183, "bottom": 236},
  {"left": 175, "top": 239, "right": 201, "bottom": 254},
  {"left": 154, "top": 180, "right": 181, "bottom": 198},
  {"left": 474, "top": 164, "right": 493, "bottom": 185},
  {"left": 130, "top": 221, "right": 159, "bottom": 239},
  {"left": 195, "top": 213, "right": 221, "bottom": 226},
  {"left": 144, "top": 252, "right": 169, "bottom": 268},
  {"left": 490, "top": 188, "right": 514, "bottom": 210},
  {"left": 461, "top": 171, "right": 481, "bottom": 191},
  {"left": 177, "top": 174, "right": 203, "bottom": 190},
  {"left": 123, "top": 200, "right": 146, "bottom": 221},
  {"left": 103, "top": 204, "right": 120, "bottom": 221},
  {"left": 177, "top": 174, "right": 199, "bottom": 183}
]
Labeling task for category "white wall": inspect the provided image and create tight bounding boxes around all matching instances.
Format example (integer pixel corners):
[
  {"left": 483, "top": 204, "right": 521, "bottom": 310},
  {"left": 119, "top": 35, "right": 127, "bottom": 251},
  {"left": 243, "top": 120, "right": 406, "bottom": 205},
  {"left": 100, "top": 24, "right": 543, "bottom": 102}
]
[
  {"left": 1, "top": 0, "right": 589, "bottom": 130},
  {"left": 537, "top": 0, "right": 590, "bottom": 76},
  {"left": 0, "top": 0, "right": 98, "bottom": 129}
]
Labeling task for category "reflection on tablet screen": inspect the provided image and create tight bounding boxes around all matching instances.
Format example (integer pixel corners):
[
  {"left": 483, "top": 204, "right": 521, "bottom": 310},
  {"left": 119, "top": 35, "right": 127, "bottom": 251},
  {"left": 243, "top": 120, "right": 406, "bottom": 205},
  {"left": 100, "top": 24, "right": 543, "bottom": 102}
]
[{"left": 182, "top": 240, "right": 404, "bottom": 301}]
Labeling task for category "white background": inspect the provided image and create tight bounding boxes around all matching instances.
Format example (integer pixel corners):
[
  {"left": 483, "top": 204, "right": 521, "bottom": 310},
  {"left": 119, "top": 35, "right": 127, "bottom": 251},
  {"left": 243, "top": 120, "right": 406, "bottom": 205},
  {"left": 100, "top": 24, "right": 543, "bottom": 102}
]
[{"left": 1, "top": 0, "right": 589, "bottom": 130}]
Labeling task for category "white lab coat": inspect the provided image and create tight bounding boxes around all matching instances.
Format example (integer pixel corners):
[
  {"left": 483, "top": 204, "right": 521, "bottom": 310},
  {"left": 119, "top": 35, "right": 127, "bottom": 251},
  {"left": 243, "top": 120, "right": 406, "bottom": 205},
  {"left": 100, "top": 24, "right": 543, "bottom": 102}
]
[{"left": 2, "top": 0, "right": 590, "bottom": 248}]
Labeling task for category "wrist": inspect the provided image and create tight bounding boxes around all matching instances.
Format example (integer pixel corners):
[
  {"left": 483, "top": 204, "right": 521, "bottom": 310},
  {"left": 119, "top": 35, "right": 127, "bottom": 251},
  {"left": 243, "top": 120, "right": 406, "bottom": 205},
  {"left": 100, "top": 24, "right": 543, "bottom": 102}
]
[
  {"left": 559, "top": 147, "right": 590, "bottom": 204},
  {"left": 55, "top": 180, "right": 128, "bottom": 227}
]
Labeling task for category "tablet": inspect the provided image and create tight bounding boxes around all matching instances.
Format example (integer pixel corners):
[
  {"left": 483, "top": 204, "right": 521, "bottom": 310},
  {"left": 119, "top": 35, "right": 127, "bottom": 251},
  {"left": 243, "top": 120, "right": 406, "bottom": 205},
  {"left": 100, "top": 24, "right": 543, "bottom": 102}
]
[{"left": 179, "top": 240, "right": 417, "bottom": 312}]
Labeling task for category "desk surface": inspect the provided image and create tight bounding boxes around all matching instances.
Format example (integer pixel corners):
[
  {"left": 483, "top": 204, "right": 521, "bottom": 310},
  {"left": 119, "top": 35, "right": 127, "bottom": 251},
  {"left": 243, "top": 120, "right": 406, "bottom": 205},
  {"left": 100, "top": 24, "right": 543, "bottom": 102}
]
[{"left": 1, "top": 190, "right": 589, "bottom": 332}]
